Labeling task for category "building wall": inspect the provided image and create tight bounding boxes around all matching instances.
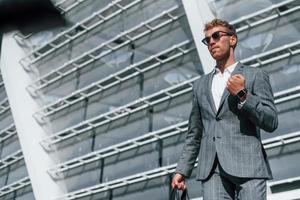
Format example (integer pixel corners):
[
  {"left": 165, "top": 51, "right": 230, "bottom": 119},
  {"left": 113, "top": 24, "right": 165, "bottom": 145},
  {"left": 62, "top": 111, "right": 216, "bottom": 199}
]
[{"left": 0, "top": 0, "right": 299, "bottom": 199}]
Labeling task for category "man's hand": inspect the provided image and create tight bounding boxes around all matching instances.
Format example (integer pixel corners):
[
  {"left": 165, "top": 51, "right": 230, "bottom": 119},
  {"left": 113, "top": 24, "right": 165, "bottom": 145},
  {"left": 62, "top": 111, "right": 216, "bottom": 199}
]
[
  {"left": 171, "top": 173, "right": 186, "bottom": 190},
  {"left": 227, "top": 74, "right": 246, "bottom": 96}
]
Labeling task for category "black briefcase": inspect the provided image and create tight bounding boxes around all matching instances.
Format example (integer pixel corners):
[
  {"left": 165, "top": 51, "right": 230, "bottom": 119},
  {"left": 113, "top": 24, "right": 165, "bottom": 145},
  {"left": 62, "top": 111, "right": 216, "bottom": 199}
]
[{"left": 169, "top": 188, "right": 190, "bottom": 200}]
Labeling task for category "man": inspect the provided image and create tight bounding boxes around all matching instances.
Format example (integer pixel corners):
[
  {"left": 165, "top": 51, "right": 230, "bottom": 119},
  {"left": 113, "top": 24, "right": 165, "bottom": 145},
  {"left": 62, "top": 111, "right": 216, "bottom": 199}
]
[{"left": 171, "top": 19, "right": 278, "bottom": 200}]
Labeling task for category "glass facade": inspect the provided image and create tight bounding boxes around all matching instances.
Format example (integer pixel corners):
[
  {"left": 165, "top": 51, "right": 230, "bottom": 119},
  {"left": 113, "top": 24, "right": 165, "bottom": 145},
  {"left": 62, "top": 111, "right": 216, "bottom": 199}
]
[{"left": 0, "top": 0, "right": 299, "bottom": 199}]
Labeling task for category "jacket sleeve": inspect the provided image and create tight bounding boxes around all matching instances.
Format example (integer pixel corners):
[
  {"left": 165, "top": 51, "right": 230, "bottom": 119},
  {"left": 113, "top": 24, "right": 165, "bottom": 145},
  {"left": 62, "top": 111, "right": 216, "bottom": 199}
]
[
  {"left": 175, "top": 81, "right": 203, "bottom": 178},
  {"left": 240, "top": 69, "right": 278, "bottom": 132}
]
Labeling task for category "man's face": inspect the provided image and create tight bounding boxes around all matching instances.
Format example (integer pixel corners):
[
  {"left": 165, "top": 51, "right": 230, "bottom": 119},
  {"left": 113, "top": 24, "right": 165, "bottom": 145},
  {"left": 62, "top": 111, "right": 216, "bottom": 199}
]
[{"left": 204, "top": 26, "right": 235, "bottom": 61}]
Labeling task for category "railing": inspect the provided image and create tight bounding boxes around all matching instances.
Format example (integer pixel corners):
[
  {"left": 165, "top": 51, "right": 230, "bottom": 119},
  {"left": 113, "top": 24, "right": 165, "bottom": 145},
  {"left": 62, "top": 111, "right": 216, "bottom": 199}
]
[
  {"left": 44, "top": 82, "right": 300, "bottom": 180},
  {"left": 31, "top": 40, "right": 195, "bottom": 120},
  {"left": 39, "top": 76, "right": 197, "bottom": 149},
  {"left": 0, "top": 177, "right": 31, "bottom": 197},
  {"left": 232, "top": 0, "right": 300, "bottom": 32},
  {"left": 0, "top": 150, "right": 23, "bottom": 170},
  {"left": 19, "top": 0, "right": 171, "bottom": 71},
  {"left": 0, "top": 98, "right": 10, "bottom": 115},
  {"left": 268, "top": 176, "right": 300, "bottom": 187},
  {"left": 268, "top": 176, "right": 300, "bottom": 199},
  {"left": 55, "top": 0, "right": 90, "bottom": 13},
  {"left": 21, "top": 0, "right": 299, "bottom": 71},
  {"left": 54, "top": 164, "right": 178, "bottom": 200},
  {"left": 25, "top": 5, "right": 184, "bottom": 96},
  {"left": 263, "top": 131, "right": 300, "bottom": 150},
  {"left": 0, "top": 124, "right": 17, "bottom": 143},
  {"left": 48, "top": 117, "right": 300, "bottom": 180},
  {"left": 47, "top": 121, "right": 189, "bottom": 179},
  {"left": 241, "top": 41, "right": 300, "bottom": 67},
  {"left": 53, "top": 129, "right": 300, "bottom": 200},
  {"left": 274, "top": 85, "right": 300, "bottom": 104}
]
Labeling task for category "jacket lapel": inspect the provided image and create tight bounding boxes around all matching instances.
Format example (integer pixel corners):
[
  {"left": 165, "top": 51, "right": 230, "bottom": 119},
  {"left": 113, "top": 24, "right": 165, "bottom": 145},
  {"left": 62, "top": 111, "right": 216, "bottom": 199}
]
[
  {"left": 207, "top": 70, "right": 217, "bottom": 115},
  {"left": 216, "top": 86, "right": 230, "bottom": 116},
  {"left": 216, "top": 62, "right": 244, "bottom": 116}
]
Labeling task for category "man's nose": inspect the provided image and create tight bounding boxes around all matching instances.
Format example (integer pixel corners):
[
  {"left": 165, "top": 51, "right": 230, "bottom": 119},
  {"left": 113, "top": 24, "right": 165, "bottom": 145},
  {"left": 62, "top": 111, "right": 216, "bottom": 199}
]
[{"left": 209, "top": 40, "right": 216, "bottom": 47}]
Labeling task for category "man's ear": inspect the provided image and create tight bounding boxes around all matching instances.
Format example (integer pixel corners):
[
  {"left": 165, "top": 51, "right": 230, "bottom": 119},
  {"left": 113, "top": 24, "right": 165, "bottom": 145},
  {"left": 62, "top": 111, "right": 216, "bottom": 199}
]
[{"left": 230, "top": 35, "right": 237, "bottom": 48}]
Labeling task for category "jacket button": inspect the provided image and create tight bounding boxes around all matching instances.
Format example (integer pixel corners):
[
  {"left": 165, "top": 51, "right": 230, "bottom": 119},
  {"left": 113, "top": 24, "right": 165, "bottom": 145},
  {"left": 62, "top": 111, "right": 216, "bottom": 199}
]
[
  {"left": 216, "top": 117, "right": 222, "bottom": 121},
  {"left": 213, "top": 136, "right": 215, "bottom": 141}
]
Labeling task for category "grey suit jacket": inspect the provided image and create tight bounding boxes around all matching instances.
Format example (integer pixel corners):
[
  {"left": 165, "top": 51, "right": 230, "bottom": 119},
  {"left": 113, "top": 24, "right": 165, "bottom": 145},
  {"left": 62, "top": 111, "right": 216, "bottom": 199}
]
[{"left": 176, "top": 63, "right": 278, "bottom": 181}]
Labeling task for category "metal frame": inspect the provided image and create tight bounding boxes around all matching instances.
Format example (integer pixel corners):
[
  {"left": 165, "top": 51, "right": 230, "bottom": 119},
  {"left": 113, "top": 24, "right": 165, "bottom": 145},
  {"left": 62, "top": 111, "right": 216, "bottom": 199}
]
[
  {"left": 0, "top": 124, "right": 17, "bottom": 143},
  {"left": 19, "top": 0, "right": 167, "bottom": 70},
  {"left": 44, "top": 84, "right": 300, "bottom": 179},
  {"left": 241, "top": 41, "right": 300, "bottom": 67},
  {"left": 231, "top": 0, "right": 300, "bottom": 32},
  {"left": 48, "top": 125, "right": 300, "bottom": 180},
  {"left": 54, "top": 164, "right": 179, "bottom": 200},
  {"left": 0, "top": 98, "right": 10, "bottom": 115},
  {"left": 268, "top": 176, "right": 300, "bottom": 187},
  {"left": 20, "top": 0, "right": 299, "bottom": 71},
  {"left": 0, "top": 177, "right": 31, "bottom": 197},
  {"left": 53, "top": 129, "right": 300, "bottom": 199},
  {"left": 274, "top": 85, "right": 300, "bottom": 104},
  {"left": 32, "top": 40, "right": 195, "bottom": 119},
  {"left": 46, "top": 83, "right": 300, "bottom": 176},
  {"left": 268, "top": 176, "right": 300, "bottom": 200},
  {"left": 55, "top": 0, "right": 90, "bottom": 14},
  {"left": 47, "top": 121, "right": 189, "bottom": 178},
  {"left": 54, "top": 126, "right": 300, "bottom": 200},
  {"left": 267, "top": 176, "right": 300, "bottom": 200},
  {"left": 263, "top": 131, "right": 300, "bottom": 150},
  {"left": 0, "top": 150, "right": 23, "bottom": 170},
  {"left": 26, "top": 5, "right": 184, "bottom": 93},
  {"left": 39, "top": 76, "right": 198, "bottom": 149}
]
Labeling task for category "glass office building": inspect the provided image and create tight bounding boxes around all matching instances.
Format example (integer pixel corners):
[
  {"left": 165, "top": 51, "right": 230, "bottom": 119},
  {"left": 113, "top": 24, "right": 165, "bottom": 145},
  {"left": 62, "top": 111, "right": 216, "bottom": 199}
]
[{"left": 0, "top": 0, "right": 299, "bottom": 199}]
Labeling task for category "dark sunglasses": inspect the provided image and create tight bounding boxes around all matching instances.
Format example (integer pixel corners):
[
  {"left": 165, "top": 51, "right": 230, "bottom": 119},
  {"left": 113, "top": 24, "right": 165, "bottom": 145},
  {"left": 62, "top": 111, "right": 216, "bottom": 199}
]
[{"left": 202, "top": 31, "right": 234, "bottom": 46}]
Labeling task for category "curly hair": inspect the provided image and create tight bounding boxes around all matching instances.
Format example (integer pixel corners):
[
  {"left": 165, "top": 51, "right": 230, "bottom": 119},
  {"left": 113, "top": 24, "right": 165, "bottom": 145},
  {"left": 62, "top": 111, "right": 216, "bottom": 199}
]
[{"left": 204, "top": 18, "right": 236, "bottom": 36}]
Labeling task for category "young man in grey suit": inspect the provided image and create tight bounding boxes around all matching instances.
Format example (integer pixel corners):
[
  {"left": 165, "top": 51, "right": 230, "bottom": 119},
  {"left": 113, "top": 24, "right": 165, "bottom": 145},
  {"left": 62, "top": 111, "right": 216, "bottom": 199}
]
[{"left": 171, "top": 19, "right": 278, "bottom": 199}]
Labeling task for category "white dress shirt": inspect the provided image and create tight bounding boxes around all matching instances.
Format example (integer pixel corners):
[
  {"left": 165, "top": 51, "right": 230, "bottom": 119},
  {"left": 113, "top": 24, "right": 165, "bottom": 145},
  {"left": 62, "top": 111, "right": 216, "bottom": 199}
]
[{"left": 211, "top": 62, "right": 238, "bottom": 110}]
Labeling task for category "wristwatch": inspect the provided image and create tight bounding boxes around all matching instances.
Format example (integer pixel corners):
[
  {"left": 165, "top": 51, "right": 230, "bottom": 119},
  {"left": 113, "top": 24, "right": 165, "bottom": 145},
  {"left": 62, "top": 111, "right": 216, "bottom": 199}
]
[{"left": 236, "top": 88, "right": 248, "bottom": 101}]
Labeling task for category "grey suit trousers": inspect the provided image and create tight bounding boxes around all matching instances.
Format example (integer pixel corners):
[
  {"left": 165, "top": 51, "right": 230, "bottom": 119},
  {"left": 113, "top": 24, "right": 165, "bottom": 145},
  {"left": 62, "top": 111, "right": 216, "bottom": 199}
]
[{"left": 202, "top": 156, "right": 266, "bottom": 200}]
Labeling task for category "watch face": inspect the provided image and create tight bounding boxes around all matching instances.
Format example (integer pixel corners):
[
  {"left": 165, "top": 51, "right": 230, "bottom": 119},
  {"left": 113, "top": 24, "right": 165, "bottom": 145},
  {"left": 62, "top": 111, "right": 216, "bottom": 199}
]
[{"left": 237, "top": 89, "right": 246, "bottom": 98}]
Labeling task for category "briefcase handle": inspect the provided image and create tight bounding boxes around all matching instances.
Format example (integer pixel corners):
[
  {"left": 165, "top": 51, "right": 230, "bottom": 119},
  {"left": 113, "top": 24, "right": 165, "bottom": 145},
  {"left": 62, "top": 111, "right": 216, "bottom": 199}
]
[{"left": 169, "top": 188, "right": 190, "bottom": 200}]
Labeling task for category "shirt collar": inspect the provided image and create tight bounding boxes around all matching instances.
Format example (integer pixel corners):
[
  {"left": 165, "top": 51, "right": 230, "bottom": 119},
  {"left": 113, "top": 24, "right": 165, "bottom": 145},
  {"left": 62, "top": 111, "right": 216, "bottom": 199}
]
[{"left": 214, "top": 62, "right": 238, "bottom": 75}]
